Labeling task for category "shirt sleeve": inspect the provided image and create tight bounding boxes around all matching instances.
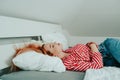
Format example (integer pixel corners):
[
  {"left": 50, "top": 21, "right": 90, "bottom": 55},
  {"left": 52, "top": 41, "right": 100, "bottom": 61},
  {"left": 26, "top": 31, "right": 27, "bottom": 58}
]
[{"left": 63, "top": 52, "right": 103, "bottom": 72}]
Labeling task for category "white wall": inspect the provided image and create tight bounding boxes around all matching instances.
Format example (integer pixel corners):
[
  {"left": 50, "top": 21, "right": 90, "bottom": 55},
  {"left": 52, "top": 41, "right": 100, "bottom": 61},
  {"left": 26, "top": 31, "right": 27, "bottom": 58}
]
[
  {"left": 62, "top": 0, "right": 120, "bottom": 36},
  {"left": 69, "top": 36, "right": 120, "bottom": 46},
  {"left": 0, "top": 0, "right": 120, "bottom": 37}
]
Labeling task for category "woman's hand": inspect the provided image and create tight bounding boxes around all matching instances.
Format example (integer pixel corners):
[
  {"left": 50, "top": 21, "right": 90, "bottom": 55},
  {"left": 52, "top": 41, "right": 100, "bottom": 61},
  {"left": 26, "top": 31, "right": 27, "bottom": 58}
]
[{"left": 86, "top": 42, "right": 99, "bottom": 52}]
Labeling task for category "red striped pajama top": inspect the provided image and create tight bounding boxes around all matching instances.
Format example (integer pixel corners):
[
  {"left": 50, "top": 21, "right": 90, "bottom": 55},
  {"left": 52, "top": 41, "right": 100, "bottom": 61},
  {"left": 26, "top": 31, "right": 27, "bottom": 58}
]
[{"left": 62, "top": 44, "right": 103, "bottom": 72}]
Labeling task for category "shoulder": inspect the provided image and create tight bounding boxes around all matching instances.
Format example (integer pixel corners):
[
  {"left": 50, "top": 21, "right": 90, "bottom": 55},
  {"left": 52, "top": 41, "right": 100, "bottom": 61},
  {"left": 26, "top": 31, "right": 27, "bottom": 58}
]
[
  {"left": 64, "top": 44, "right": 86, "bottom": 52},
  {"left": 72, "top": 44, "right": 87, "bottom": 49}
]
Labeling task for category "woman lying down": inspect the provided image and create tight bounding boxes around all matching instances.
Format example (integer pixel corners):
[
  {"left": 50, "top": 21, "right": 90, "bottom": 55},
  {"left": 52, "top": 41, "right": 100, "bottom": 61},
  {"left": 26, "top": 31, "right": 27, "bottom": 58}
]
[{"left": 10, "top": 38, "right": 120, "bottom": 72}]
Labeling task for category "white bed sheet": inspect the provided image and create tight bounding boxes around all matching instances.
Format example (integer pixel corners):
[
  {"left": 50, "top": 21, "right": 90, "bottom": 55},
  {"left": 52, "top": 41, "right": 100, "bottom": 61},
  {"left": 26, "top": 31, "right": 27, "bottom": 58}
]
[{"left": 84, "top": 67, "right": 120, "bottom": 80}]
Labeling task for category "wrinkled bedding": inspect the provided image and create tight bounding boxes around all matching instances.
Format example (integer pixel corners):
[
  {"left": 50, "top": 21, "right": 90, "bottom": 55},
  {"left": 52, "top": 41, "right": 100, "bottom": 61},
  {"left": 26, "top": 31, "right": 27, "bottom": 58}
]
[{"left": 84, "top": 67, "right": 120, "bottom": 80}]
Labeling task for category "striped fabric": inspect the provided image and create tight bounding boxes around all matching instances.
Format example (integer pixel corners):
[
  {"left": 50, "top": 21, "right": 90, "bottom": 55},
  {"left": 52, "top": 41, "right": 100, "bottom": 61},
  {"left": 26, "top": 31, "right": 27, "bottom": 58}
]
[{"left": 62, "top": 44, "right": 103, "bottom": 72}]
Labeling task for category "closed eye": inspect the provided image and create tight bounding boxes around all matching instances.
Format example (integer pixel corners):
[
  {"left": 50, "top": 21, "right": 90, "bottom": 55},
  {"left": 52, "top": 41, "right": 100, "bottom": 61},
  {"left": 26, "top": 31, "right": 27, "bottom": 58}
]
[
  {"left": 52, "top": 45, "right": 54, "bottom": 48},
  {"left": 49, "top": 44, "right": 52, "bottom": 48}
]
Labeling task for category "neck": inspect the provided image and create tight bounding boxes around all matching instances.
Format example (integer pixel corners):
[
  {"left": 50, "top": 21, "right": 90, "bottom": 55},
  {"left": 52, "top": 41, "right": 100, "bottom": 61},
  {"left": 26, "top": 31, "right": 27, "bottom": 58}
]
[{"left": 58, "top": 52, "right": 69, "bottom": 59}]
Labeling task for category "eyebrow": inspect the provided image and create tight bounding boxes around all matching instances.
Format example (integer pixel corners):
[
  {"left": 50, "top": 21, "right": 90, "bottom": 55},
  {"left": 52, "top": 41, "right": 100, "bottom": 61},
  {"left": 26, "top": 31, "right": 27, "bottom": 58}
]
[
  {"left": 50, "top": 44, "right": 52, "bottom": 48},
  {"left": 42, "top": 44, "right": 45, "bottom": 49},
  {"left": 40, "top": 44, "right": 46, "bottom": 54}
]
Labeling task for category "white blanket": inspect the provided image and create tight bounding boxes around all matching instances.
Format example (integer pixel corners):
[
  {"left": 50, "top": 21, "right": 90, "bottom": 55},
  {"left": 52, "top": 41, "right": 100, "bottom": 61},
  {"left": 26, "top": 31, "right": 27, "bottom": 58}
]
[{"left": 84, "top": 67, "right": 120, "bottom": 80}]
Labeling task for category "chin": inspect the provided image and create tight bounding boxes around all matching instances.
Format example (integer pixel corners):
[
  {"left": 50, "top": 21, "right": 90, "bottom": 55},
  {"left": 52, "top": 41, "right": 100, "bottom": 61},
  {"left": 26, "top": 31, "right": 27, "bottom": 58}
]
[{"left": 60, "top": 44, "right": 63, "bottom": 47}]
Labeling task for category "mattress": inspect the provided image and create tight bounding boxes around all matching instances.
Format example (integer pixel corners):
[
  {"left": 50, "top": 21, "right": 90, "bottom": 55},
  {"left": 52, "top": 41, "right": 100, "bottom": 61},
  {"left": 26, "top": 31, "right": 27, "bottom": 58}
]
[{"left": 1, "top": 71, "right": 85, "bottom": 80}]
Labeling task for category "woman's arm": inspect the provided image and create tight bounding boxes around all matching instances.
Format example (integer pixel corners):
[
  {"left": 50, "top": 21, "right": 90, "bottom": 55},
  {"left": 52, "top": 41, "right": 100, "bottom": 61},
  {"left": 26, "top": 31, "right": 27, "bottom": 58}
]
[
  {"left": 90, "top": 43, "right": 99, "bottom": 52},
  {"left": 86, "top": 42, "right": 99, "bottom": 52},
  {"left": 87, "top": 42, "right": 103, "bottom": 69},
  {"left": 63, "top": 43, "right": 103, "bottom": 72},
  {"left": 63, "top": 52, "right": 103, "bottom": 72}
]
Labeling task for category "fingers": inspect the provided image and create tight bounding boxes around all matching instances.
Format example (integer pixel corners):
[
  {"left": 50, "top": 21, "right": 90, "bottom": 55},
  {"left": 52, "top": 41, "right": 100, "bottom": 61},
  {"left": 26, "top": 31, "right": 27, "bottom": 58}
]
[{"left": 86, "top": 42, "right": 98, "bottom": 48}]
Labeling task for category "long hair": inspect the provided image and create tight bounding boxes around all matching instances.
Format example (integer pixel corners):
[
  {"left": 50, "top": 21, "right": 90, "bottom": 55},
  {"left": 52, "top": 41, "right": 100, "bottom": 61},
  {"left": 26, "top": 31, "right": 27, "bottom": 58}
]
[{"left": 10, "top": 43, "right": 48, "bottom": 72}]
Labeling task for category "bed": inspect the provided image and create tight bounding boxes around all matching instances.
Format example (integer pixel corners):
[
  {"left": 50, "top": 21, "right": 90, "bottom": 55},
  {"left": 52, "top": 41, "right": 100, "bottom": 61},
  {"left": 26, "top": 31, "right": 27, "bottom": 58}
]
[
  {"left": 0, "top": 15, "right": 120, "bottom": 80},
  {"left": 0, "top": 16, "right": 85, "bottom": 80}
]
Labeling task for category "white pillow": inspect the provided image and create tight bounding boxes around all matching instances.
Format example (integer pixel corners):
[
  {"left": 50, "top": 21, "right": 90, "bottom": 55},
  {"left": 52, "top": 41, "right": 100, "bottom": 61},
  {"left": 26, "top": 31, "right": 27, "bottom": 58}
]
[
  {"left": 12, "top": 51, "right": 66, "bottom": 73},
  {"left": 42, "top": 32, "right": 68, "bottom": 50},
  {"left": 0, "top": 40, "right": 43, "bottom": 70}
]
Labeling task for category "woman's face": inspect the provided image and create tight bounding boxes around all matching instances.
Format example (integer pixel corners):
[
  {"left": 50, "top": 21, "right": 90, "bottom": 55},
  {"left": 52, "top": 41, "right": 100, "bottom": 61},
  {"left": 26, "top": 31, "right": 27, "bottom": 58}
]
[{"left": 43, "top": 42, "right": 63, "bottom": 56}]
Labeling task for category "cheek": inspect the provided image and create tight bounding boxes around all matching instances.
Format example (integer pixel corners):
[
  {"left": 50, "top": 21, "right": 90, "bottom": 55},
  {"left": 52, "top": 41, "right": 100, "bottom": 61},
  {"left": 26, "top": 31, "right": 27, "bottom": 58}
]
[
  {"left": 51, "top": 49, "right": 57, "bottom": 54},
  {"left": 49, "top": 48, "right": 58, "bottom": 55}
]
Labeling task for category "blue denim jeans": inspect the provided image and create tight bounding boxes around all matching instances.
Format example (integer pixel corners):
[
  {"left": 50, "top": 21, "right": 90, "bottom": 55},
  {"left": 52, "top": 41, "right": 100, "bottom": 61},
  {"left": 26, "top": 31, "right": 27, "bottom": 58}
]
[
  {"left": 104, "top": 38, "right": 120, "bottom": 63},
  {"left": 98, "top": 38, "right": 120, "bottom": 67}
]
